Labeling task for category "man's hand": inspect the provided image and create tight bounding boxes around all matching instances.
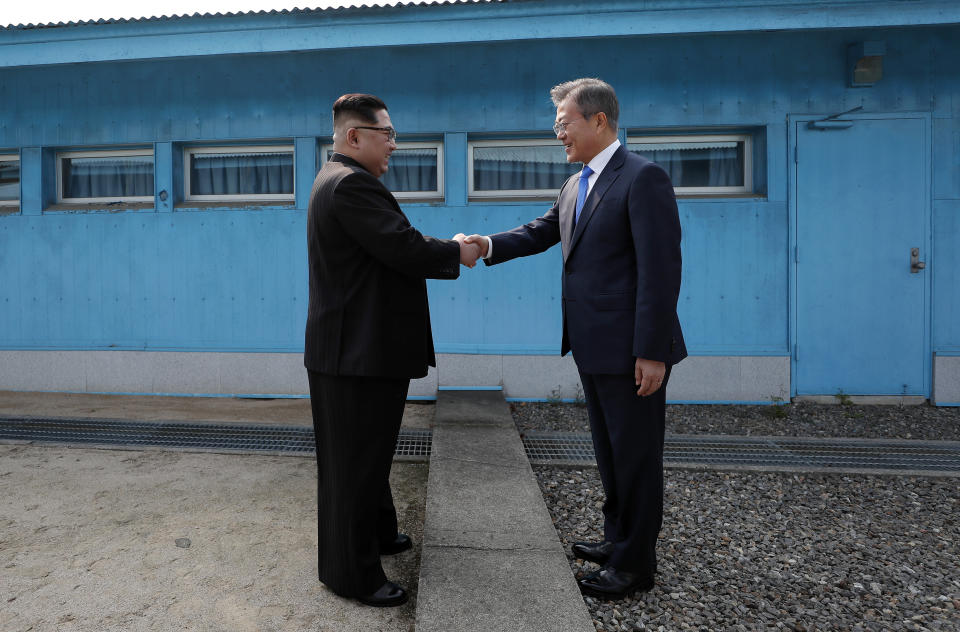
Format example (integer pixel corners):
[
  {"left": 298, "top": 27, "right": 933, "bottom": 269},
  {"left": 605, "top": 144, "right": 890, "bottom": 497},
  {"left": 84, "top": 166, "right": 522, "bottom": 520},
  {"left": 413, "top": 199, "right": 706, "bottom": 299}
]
[
  {"left": 463, "top": 234, "right": 489, "bottom": 258},
  {"left": 635, "top": 357, "right": 666, "bottom": 397},
  {"left": 454, "top": 233, "right": 482, "bottom": 268}
]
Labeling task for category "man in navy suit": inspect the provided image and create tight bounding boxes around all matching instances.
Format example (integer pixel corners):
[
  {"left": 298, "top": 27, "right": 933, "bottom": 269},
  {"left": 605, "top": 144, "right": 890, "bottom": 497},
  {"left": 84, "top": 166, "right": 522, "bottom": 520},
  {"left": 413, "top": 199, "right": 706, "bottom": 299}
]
[{"left": 462, "top": 78, "right": 686, "bottom": 599}]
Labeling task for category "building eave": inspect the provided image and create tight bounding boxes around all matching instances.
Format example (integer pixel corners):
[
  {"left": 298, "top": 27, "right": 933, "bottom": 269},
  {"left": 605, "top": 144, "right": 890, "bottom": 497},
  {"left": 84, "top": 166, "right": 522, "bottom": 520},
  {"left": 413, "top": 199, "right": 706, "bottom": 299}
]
[{"left": 1, "top": 0, "right": 958, "bottom": 69}]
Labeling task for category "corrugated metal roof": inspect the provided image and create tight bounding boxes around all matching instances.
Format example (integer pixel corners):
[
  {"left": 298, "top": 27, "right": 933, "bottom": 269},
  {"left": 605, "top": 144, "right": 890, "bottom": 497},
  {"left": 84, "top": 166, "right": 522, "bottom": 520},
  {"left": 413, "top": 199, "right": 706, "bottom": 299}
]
[{"left": 1, "top": 0, "right": 504, "bottom": 30}]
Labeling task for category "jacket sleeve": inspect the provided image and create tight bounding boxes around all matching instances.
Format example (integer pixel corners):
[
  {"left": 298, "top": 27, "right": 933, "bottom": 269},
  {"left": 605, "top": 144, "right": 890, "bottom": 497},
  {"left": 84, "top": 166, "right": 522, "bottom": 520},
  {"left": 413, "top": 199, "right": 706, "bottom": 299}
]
[
  {"left": 629, "top": 162, "right": 683, "bottom": 362},
  {"left": 333, "top": 171, "right": 460, "bottom": 280},
  {"left": 484, "top": 177, "right": 572, "bottom": 265}
]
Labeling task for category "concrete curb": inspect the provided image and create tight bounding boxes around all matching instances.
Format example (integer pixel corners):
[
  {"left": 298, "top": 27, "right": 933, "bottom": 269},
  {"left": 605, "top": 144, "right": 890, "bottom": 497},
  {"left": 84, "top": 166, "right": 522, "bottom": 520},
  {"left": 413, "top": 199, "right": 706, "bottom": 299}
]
[{"left": 415, "top": 390, "right": 594, "bottom": 632}]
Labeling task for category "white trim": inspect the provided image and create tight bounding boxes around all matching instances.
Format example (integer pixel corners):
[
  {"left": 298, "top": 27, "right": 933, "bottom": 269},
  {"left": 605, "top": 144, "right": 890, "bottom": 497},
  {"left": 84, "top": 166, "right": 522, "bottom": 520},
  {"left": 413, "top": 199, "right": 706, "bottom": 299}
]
[
  {"left": 468, "top": 138, "right": 573, "bottom": 199},
  {"left": 0, "top": 350, "right": 790, "bottom": 403},
  {"left": 626, "top": 133, "right": 753, "bottom": 196},
  {"left": 183, "top": 144, "right": 296, "bottom": 203},
  {"left": 57, "top": 148, "right": 155, "bottom": 204},
  {"left": 0, "top": 154, "right": 18, "bottom": 207},
  {"left": 320, "top": 141, "right": 444, "bottom": 200}
]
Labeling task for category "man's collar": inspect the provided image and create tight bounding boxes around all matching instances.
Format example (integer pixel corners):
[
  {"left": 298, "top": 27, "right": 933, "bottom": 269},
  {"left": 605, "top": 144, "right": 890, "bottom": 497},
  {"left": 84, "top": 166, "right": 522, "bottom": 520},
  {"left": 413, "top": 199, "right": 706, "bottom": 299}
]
[
  {"left": 329, "top": 152, "right": 368, "bottom": 173},
  {"left": 584, "top": 138, "right": 621, "bottom": 176}
]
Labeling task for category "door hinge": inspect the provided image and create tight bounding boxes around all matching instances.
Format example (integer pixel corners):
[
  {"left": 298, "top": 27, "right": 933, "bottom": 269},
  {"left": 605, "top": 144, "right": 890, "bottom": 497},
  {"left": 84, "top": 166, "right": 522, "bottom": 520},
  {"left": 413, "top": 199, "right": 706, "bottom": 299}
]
[
  {"left": 794, "top": 343, "right": 798, "bottom": 361},
  {"left": 794, "top": 245, "right": 799, "bottom": 263},
  {"left": 794, "top": 146, "right": 798, "bottom": 163}
]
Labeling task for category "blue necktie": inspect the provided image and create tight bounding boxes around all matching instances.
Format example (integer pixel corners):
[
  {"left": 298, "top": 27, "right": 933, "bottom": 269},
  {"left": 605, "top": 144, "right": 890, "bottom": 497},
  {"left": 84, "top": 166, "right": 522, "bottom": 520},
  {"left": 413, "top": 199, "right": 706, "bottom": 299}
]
[{"left": 574, "top": 165, "right": 594, "bottom": 226}]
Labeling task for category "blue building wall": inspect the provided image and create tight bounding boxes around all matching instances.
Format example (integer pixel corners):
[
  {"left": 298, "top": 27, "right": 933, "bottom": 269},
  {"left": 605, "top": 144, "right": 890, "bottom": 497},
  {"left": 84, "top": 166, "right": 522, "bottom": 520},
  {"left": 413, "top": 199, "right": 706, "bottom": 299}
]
[{"left": 1, "top": 21, "right": 958, "bottom": 396}]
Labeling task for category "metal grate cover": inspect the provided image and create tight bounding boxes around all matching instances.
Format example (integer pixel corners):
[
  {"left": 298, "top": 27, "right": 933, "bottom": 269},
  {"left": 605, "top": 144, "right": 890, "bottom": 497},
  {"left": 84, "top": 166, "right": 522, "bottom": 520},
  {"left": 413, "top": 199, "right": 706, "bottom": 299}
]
[
  {"left": 523, "top": 431, "right": 960, "bottom": 473},
  {"left": 0, "top": 416, "right": 431, "bottom": 459},
  {"left": 3, "top": 417, "right": 959, "bottom": 472}
]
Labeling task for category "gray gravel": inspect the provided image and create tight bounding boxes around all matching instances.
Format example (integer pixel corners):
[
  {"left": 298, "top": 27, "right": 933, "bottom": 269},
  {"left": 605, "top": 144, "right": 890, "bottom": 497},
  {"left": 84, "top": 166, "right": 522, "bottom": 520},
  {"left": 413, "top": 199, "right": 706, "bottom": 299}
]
[
  {"left": 512, "top": 401, "right": 960, "bottom": 441},
  {"left": 534, "top": 466, "right": 960, "bottom": 632}
]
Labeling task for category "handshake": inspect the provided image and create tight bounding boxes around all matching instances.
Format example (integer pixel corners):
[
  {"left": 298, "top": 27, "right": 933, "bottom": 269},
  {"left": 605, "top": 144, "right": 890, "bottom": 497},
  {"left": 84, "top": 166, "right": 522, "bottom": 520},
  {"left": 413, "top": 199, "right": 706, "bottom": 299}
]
[{"left": 453, "top": 233, "right": 489, "bottom": 268}]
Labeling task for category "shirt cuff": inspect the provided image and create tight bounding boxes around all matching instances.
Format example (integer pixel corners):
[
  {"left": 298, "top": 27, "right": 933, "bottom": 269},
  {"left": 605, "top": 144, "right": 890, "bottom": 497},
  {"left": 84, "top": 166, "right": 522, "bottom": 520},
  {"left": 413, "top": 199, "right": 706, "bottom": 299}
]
[{"left": 482, "top": 236, "right": 494, "bottom": 260}]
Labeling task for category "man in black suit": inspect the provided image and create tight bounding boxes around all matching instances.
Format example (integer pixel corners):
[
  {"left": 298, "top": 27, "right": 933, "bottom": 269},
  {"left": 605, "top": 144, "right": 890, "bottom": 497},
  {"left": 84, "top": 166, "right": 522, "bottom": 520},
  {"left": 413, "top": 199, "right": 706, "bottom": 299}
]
[
  {"left": 305, "top": 93, "right": 480, "bottom": 607},
  {"left": 462, "top": 78, "right": 686, "bottom": 600}
]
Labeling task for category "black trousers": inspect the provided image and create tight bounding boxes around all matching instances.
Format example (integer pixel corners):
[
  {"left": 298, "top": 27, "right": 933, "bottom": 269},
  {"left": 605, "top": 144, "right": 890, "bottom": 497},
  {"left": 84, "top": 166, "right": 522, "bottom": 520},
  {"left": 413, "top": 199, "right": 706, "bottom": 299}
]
[
  {"left": 307, "top": 370, "right": 409, "bottom": 597},
  {"left": 577, "top": 365, "right": 672, "bottom": 576}
]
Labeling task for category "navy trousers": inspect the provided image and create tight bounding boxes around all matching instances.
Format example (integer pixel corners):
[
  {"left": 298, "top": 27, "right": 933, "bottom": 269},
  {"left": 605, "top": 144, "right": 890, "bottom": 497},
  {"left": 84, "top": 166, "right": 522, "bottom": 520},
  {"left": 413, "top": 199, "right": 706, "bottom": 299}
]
[
  {"left": 577, "top": 366, "right": 671, "bottom": 576},
  {"left": 307, "top": 370, "right": 408, "bottom": 596}
]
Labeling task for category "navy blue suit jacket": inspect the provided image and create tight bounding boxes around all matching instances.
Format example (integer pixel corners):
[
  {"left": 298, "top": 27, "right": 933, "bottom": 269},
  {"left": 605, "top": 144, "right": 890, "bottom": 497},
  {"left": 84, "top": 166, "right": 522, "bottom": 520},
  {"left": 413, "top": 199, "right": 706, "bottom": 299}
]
[{"left": 487, "top": 145, "right": 686, "bottom": 374}]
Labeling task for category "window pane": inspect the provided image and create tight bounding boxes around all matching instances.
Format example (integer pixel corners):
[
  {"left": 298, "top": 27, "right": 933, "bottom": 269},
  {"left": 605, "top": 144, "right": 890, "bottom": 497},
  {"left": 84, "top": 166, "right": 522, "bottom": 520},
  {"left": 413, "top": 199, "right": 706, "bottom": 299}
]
[
  {"left": 627, "top": 141, "right": 744, "bottom": 188},
  {"left": 382, "top": 148, "right": 437, "bottom": 193},
  {"left": 0, "top": 160, "right": 18, "bottom": 202},
  {"left": 473, "top": 145, "right": 578, "bottom": 191},
  {"left": 190, "top": 151, "right": 293, "bottom": 196},
  {"left": 62, "top": 155, "right": 154, "bottom": 199}
]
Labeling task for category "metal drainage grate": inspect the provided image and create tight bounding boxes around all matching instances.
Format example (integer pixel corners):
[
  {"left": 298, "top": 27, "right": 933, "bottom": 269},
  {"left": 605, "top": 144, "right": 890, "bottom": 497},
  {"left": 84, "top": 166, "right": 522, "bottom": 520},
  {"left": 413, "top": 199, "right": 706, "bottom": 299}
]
[
  {"left": 524, "top": 433, "right": 596, "bottom": 462},
  {"left": 523, "top": 431, "right": 960, "bottom": 472},
  {"left": 0, "top": 416, "right": 431, "bottom": 459}
]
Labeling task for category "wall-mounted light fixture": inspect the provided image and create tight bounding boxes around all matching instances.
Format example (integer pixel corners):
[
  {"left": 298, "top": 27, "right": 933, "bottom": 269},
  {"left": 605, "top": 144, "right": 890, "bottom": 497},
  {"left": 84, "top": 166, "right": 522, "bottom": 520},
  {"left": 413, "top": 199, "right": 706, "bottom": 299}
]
[{"left": 848, "top": 41, "right": 885, "bottom": 87}]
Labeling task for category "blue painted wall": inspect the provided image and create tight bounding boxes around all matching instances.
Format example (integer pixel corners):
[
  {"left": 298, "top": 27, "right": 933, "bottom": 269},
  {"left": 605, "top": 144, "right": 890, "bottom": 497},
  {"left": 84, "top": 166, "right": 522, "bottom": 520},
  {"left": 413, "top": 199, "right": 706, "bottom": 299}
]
[{"left": 0, "top": 25, "right": 957, "bottom": 362}]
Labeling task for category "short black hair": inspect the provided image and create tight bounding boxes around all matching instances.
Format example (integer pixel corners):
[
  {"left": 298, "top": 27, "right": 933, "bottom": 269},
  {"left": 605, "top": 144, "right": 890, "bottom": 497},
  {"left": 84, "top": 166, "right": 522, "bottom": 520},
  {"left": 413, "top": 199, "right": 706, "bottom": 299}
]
[{"left": 332, "top": 93, "right": 388, "bottom": 126}]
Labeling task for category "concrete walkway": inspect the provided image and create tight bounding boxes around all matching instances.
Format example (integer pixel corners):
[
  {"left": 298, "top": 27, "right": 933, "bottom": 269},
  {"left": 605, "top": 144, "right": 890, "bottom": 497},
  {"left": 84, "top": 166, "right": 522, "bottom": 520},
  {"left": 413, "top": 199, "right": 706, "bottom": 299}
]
[
  {"left": 0, "top": 391, "right": 428, "bottom": 632},
  {"left": 1, "top": 390, "right": 593, "bottom": 631},
  {"left": 416, "top": 390, "right": 593, "bottom": 632}
]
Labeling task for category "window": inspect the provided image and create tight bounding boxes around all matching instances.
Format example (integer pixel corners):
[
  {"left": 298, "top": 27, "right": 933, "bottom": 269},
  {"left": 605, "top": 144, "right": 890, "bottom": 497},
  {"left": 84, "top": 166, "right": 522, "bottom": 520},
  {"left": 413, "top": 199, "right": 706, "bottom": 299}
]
[
  {"left": 0, "top": 155, "right": 18, "bottom": 207},
  {"left": 185, "top": 145, "right": 295, "bottom": 202},
  {"left": 626, "top": 134, "right": 753, "bottom": 196},
  {"left": 58, "top": 149, "right": 155, "bottom": 204},
  {"left": 469, "top": 139, "right": 578, "bottom": 198},
  {"left": 322, "top": 142, "right": 443, "bottom": 200}
]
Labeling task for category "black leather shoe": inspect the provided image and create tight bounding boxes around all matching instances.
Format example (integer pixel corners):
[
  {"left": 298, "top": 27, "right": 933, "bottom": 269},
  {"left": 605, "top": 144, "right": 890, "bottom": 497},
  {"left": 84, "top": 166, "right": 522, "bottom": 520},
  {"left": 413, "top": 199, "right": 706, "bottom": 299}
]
[
  {"left": 578, "top": 567, "right": 654, "bottom": 600},
  {"left": 357, "top": 581, "right": 408, "bottom": 607},
  {"left": 572, "top": 540, "right": 614, "bottom": 565},
  {"left": 380, "top": 533, "right": 412, "bottom": 555}
]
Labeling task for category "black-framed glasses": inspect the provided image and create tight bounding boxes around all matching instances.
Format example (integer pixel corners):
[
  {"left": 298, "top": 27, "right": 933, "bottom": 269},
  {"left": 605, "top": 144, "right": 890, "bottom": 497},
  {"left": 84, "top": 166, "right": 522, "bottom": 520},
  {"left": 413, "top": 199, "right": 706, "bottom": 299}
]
[{"left": 354, "top": 126, "right": 397, "bottom": 142}]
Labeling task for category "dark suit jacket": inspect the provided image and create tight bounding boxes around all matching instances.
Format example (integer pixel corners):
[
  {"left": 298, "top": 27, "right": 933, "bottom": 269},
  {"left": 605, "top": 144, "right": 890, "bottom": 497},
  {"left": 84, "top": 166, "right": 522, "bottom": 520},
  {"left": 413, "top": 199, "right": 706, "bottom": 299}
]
[
  {"left": 487, "top": 144, "right": 686, "bottom": 374},
  {"left": 304, "top": 153, "right": 460, "bottom": 379}
]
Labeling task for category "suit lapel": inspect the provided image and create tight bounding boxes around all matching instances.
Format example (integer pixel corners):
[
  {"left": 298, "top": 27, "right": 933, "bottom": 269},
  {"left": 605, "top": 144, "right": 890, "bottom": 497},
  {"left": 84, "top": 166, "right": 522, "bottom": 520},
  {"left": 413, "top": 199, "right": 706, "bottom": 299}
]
[
  {"left": 568, "top": 146, "right": 626, "bottom": 256},
  {"left": 559, "top": 176, "right": 579, "bottom": 262}
]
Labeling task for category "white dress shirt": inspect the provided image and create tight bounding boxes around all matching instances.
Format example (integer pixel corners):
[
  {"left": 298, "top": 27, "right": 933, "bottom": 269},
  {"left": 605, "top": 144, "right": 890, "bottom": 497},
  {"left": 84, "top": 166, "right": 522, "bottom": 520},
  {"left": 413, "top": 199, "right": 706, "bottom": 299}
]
[{"left": 483, "top": 138, "right": 621, "bottom": 260}]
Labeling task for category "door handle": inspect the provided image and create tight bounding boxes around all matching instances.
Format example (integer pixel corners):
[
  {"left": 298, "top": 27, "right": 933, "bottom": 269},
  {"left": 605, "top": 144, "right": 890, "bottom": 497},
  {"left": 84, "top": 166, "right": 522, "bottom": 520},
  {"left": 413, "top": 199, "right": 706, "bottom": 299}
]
[{"left": 910, "top": 248, "right": 926, "bottom": 273}]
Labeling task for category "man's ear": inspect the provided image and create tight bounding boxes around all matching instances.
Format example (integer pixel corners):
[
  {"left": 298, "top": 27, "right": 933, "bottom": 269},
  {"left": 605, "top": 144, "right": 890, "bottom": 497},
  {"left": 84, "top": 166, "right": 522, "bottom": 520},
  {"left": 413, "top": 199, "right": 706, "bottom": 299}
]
[
  {"left": 594, "top": 112, "right": 609, "bottom": 133},
  {"left": 345, "top": 127, "right": 360, "bottom": 147}
]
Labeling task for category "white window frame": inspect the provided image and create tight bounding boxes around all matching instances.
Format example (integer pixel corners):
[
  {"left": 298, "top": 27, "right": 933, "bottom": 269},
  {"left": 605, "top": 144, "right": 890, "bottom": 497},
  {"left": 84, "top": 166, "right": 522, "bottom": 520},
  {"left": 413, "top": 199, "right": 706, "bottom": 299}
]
[
  {"left": 0, "top": 154, "right": 18, "bottom": 207},
  {"left": 184, "top": 145, "right": 296, "bottom": 203},
  {"left": 320, "top": 141, "right": 444, "bottom": 200},
  {"left": 57, "top": 149, "right": 155, "bottom": 204},
  {"left": 626, "top": 133, "right": 753, "bottom": 196},
  {"left": 468, "top": 138, "right": 574, "bottom": 199}
]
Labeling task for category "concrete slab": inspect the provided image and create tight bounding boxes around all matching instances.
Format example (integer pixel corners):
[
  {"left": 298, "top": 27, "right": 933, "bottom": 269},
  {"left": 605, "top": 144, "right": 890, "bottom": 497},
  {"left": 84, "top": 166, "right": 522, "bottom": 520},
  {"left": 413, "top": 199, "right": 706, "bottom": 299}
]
[
  {"left": 433, "top": 389, "right": 515, "bottom": 429},
  {"left": 933, "top": 354, "right": 960, "bottom": 405},
  {"left": 429, "top": 423, "right": 527, "bottom": 465},
  {"left": 417, "top": 390, "right": 593, "bottom": 632},
  {"left": 0, "top": 390, "right": 435, "bottom": 429},
  {"left": 417, "top": 548, "right": 592, "bottom": 632},
  {"left": 424, "top": 458, "right": 558, "bottom": 549},
  {"left": 0, "top": 444, "right": 426, "bottom": 632},
  {"left": 793, "top": 395, "right": 928, "bottom": 405}
]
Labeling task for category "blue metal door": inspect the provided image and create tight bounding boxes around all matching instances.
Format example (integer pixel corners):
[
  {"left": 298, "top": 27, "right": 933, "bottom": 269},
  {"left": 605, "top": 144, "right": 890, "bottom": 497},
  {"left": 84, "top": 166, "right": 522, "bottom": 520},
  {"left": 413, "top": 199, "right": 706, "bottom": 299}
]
[{"left": 794, "top": 116, "right": 929, "bottom": 396}]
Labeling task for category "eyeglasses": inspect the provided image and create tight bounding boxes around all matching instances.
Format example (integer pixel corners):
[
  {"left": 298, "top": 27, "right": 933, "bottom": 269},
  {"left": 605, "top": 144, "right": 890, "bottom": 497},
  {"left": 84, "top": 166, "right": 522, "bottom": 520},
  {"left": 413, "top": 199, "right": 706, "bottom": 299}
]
[
  {"left": 354, "top": 126, "right": 397, "bottom": 142},
  {"left": 553, "top": 116, "right": 585, "bottom": 135}
]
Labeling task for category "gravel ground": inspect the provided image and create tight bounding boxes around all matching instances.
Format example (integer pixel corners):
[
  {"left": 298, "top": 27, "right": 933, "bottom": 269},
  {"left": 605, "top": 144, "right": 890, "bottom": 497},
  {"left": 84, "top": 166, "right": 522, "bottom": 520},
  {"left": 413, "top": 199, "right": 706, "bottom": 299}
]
[
  {"left": 534, "top": 466, "right": 960, "bottom": 632},
  {"left": 512, "top": 401, "right": 960, "bottom": 441}
]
